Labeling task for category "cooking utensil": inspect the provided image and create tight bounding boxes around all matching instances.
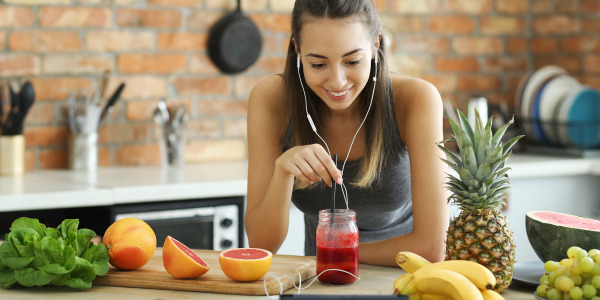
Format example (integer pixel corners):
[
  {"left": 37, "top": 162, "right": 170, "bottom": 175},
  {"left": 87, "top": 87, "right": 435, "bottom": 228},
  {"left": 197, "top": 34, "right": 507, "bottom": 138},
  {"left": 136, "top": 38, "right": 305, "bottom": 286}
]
[
  {"left": 12, "top": 81, "right": 35, "bottom": 135},
  {"left": 96, "top": 70, "right": 111, "bottom": 104},
  {"left": 207, "top": 0, "right": 262, "bottom": 74},
  {"left": 98, "top": 82, "right": 125, "bottom": 127},
  {"left": 1, "top": 80, "right": 35, "bottom": 135}
]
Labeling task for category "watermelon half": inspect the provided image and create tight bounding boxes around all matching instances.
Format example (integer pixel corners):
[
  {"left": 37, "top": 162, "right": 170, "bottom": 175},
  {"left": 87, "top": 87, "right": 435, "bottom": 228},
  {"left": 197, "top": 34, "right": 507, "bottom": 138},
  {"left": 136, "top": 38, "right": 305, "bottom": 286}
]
[{"left": 526, "top": 211, "right": 600, "bottom": 262}]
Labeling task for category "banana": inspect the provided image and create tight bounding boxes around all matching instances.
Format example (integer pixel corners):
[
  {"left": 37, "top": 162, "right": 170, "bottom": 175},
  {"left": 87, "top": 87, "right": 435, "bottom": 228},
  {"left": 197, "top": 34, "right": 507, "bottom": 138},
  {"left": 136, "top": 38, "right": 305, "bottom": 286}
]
[
  {"left": 396, "top": 251, "right": 431, "bottom": 273},
  {"left": 415, "top": 260, "right": 496, "bottom": 290},
  {"left": 413, "top": 269, "right": 483, "bottom": 300},
  {"left": 393, "top": 273, "right": 416, "bottom": 295},
  {"left": 480, "top": 289, "right": 504, "bottom": 300},
  {"left": 412, "top": 293, "right": 452, "bottom": 300}
]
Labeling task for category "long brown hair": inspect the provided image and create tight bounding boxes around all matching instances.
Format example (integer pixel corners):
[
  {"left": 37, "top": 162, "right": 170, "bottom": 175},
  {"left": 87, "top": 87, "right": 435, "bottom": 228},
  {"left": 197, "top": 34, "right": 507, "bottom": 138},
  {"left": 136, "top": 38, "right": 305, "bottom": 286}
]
[{"left": 282, "top": 0, "right": 398, "bottom": 188}]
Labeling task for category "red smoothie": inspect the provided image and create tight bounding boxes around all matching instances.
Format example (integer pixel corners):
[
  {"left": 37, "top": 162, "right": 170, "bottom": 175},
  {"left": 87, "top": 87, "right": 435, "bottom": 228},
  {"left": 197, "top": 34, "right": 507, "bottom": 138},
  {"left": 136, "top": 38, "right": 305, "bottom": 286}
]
[{"left": 316, "top": 244, "right": 359, "bottom": 285}]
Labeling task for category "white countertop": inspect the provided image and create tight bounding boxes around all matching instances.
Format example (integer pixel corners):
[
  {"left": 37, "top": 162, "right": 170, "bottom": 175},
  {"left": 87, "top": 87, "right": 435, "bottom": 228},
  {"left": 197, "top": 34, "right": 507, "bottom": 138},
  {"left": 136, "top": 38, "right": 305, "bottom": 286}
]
[
  {"left": 0, "top": 154, "right": 598, "bottom": 212},
  {"left": 0, "top": 161, "right": 248, "bottom": 212}
]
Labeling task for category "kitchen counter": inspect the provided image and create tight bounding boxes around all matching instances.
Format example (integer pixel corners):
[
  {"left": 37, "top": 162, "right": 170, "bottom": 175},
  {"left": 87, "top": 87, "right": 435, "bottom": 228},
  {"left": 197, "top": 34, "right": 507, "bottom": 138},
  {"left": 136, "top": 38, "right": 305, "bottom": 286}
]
[
  {"left": 0, "top": 261, "right": 537, "bottom": 299},
  {"left": 0, "top": 161, "right": 248, "bottom": 211}
]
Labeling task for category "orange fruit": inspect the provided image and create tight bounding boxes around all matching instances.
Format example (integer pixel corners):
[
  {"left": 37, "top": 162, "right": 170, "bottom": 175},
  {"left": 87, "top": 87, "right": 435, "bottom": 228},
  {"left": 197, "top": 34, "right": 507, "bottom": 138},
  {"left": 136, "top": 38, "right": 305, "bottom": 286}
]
[
  {"left": 219, "top": 248, "right": 272, "bottom": 282},
  {"left": 163, "top": 236, "right": 210, "bottom": 279},
  {"left": 102, "top": 217, "right": 156, "bottom": 270}
]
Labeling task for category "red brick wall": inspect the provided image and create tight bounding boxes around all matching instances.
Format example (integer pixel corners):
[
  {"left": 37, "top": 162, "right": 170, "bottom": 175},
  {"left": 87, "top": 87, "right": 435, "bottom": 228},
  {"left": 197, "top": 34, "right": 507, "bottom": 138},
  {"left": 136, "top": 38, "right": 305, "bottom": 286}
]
[{"left": 0, "top": 0, "right": 598, "bottom": 170}]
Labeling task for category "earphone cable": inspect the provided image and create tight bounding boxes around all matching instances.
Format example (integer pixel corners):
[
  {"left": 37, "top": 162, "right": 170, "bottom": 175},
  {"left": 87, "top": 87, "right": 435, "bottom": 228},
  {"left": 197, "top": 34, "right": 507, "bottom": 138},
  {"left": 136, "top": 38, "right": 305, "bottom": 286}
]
[
  {"left": 298, "top": 53, "right": 378, "bottom": 208},
  {"left": 297, "top": 63, "right": 331, "bottom": 156}
]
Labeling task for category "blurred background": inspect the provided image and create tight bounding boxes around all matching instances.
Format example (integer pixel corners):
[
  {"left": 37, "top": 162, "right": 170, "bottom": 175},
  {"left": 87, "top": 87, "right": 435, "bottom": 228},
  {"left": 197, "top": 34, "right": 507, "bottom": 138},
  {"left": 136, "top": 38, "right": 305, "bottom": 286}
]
[{"left": 0, "top": 0, "right": 598, "bottom": 170}]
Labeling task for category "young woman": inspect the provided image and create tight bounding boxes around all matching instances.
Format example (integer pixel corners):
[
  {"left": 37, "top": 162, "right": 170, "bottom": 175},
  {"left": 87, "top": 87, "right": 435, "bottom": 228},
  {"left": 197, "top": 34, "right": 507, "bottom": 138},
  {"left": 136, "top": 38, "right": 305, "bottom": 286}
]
[{"left": 245, "top": 0, "right": 449, "bottom": 266}]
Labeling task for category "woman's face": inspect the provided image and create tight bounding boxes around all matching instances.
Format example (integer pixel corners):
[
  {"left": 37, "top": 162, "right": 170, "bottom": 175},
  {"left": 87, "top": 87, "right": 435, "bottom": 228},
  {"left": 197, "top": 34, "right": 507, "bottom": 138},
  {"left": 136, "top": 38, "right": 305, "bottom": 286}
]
[{"left": 298, "top": 18, "right": 375, "bottom": 113}]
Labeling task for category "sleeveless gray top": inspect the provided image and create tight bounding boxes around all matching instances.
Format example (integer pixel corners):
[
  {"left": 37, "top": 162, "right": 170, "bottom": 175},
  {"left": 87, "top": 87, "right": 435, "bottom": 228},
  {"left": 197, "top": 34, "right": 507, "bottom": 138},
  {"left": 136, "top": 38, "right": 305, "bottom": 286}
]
[{"left": 282, "top": 86, "right": 413, "bottom": 256}]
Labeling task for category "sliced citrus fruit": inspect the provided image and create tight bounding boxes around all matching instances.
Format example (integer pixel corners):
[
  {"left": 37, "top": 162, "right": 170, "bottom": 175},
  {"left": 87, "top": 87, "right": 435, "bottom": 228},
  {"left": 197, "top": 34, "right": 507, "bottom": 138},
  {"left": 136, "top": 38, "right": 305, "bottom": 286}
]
[
  {"left": 219, "top": 248, "right": 273, "bottom": 282},
  {"left": 163, "top": 236, "right": 210, "bottom": 279}
]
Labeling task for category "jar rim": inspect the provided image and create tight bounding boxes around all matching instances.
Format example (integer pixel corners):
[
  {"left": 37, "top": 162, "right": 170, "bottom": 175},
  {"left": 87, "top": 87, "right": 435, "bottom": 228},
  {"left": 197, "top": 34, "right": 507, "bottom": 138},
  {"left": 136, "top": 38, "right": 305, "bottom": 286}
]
[{"left": 318, "top": 209, "right": 356, "bottom": 217}]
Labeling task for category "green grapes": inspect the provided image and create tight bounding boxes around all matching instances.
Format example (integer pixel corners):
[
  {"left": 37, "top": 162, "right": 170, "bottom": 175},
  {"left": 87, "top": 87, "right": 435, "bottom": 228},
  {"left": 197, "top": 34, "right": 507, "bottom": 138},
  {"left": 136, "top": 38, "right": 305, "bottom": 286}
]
[
  {"left": 537, "top": 247, "right": 600, "bottom": 299},
  {"left": 581, "top": 257, "right": 595, "bottom": 273},
  {"left": 547, "top": 288, "right": 561, "bottom": 300},
  {"left": 583, "top": 284, "right": 597, "bottom": 298},
  {"left": 546, "top": 260, "right": 560, "bottom": 273},
  {"left": 570, "top": 286, "right": 583, "bottom": 300},
  {"left": 556, "top": 275, "right": 575, "bottom": 292},
  {"left": 593, "top": 275, "right": 600, "bottom": 289}
]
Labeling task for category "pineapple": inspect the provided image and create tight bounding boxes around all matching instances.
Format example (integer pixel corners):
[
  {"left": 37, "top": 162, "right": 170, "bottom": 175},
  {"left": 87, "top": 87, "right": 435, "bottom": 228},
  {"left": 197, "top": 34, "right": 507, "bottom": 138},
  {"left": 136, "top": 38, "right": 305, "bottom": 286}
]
[{"left": 438, "top": 110, "right": 523, "bottom": 292}]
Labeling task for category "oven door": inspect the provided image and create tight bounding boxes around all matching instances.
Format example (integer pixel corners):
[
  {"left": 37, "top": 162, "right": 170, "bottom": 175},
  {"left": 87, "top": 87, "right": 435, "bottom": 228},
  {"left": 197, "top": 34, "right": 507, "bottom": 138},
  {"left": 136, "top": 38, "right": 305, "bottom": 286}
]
[{"left": 111, "top": 199, "right": 241, "bottom": 251}]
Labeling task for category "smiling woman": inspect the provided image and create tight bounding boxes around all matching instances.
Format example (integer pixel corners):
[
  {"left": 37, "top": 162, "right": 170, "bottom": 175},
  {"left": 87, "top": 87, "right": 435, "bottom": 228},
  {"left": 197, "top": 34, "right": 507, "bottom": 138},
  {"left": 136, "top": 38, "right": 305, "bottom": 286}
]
[{"left": 244, "top": 0, "right": 449, "bottom": 267}]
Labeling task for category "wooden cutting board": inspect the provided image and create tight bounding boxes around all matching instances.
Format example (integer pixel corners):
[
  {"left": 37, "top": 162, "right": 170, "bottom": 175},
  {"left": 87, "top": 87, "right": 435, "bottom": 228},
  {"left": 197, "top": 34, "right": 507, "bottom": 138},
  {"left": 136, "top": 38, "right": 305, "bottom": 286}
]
[{"left": 93, "top": 248, "right": 317, "bottom": 296}]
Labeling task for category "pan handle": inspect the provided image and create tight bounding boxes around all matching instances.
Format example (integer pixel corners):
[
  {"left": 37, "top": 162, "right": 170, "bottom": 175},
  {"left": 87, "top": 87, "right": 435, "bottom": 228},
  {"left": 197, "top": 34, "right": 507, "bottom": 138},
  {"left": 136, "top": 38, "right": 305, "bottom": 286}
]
[{"left": 236, "top": 0, "right": 241, "bottom": 12}]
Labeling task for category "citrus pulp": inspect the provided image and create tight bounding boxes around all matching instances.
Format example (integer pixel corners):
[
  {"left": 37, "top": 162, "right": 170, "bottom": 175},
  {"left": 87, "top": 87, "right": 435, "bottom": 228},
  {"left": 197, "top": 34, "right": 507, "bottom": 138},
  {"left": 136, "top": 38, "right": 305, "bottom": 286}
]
[
  {"left": 219, "top": 248, "right": 272, "bottom": 281},
  {"left": 163, "top": 236, "right": 210, "bottom": 278}
]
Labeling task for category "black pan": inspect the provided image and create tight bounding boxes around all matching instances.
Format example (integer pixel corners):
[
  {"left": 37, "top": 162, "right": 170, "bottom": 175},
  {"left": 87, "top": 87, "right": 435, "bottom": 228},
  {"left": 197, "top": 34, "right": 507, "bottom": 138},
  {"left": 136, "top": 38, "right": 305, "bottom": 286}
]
[{"left": 208, "top": 0, "right": 262, "bottom": 74}]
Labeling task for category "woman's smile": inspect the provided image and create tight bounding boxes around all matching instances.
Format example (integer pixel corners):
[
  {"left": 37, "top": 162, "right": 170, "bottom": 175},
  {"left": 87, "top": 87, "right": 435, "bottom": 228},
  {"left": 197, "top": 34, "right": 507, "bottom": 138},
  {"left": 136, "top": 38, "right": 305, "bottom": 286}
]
[{"left": 324, "top": 86, "right": 353, "bottom": 101}]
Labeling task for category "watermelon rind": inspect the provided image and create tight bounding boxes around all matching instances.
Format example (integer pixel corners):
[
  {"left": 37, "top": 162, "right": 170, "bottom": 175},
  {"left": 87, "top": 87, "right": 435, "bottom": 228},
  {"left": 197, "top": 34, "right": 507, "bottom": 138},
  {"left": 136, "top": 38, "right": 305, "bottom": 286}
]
[{"left": 526, "top": 211, "right": 600, "bottom": 262}]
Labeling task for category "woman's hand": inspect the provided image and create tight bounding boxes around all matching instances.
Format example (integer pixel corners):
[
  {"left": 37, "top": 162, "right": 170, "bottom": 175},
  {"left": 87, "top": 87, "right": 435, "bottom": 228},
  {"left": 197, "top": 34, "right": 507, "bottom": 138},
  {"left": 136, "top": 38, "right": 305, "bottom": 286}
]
[{"left": 275, "top": 144, "right": 343, "bottom": 187}]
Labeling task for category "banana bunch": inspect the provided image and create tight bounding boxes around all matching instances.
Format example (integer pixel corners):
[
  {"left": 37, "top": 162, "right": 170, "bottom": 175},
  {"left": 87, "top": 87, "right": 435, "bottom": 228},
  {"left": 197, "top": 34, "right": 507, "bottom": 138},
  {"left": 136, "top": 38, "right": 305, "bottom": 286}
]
[{"left": 393, "top": 252, "right": 504, "bottom": 300}]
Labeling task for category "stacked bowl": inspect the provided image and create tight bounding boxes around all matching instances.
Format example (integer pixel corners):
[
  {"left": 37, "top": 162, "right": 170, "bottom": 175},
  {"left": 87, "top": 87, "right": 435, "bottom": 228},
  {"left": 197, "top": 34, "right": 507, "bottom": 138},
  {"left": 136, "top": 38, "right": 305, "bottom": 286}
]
[{"left": 515, "top": 66, "right": 600, "bottom": 149}]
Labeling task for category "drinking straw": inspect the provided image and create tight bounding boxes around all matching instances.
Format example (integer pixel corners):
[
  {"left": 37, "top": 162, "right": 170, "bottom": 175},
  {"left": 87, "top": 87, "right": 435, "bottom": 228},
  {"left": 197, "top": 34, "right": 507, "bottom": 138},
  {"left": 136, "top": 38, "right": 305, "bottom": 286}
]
[{"left": 331, "top": 154, "right": 337, "bottom": 214}]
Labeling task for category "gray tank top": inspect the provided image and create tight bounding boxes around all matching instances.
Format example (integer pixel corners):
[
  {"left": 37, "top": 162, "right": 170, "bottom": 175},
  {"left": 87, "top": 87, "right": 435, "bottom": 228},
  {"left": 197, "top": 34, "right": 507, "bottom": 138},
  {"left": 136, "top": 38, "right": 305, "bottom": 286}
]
[{"left": 283, "top": 87, "right": 413, "bottom": 256}]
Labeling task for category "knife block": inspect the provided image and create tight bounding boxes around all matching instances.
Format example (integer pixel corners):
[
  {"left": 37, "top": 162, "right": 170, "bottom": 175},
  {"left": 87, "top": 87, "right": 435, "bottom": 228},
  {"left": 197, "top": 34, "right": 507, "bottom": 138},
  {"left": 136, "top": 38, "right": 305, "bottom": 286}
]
[{"left": 0, "top": 135, "right": 25, "bottom": 176}]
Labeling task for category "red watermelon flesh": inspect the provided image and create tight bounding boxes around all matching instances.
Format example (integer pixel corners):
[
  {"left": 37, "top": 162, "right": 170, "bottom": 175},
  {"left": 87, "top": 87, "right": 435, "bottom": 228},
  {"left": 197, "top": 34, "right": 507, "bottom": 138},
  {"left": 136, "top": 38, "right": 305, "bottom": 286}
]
[
  {"left": 526, "top": 211, "right": 600, "bottom": 262},
  {"left": 530, "top": 211, "right": 600, "bottom": 231}
]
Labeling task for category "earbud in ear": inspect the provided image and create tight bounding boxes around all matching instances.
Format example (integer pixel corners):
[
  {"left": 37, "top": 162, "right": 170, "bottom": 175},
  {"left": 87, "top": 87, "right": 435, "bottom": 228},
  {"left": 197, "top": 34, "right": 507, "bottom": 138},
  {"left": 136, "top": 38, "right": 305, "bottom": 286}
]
[{"left": 297, "top": 54, "right": 300, "bottom": 69}]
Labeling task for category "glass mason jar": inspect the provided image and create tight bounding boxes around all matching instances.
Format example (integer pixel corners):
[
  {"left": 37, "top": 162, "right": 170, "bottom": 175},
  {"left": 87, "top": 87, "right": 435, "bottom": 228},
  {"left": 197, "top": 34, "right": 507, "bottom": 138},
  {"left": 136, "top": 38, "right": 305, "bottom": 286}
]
[{"left": 316, "top": 209, "right": 359, "bottom": 285}]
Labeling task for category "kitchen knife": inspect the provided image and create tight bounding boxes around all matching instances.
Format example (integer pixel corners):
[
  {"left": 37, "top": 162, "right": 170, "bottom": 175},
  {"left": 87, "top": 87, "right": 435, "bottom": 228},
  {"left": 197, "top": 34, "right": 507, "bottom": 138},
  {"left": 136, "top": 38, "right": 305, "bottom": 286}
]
[{"left": 99, "top": 82, "right": 125, "bottom": 127}]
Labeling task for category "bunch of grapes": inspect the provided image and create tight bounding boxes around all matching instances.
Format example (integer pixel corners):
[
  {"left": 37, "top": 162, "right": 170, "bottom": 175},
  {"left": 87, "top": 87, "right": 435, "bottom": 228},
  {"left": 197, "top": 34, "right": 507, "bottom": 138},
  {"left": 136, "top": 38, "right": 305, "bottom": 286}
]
[{"left": 537, "top": 246, "right": 600, "bottom": 300}]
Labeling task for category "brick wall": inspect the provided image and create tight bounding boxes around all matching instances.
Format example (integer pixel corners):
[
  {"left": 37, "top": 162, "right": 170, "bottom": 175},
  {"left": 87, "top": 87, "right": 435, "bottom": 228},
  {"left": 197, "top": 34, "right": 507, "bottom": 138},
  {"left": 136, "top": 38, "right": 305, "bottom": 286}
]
[{"left": 0, "top": 0, "right": 598, "bottom": 170}]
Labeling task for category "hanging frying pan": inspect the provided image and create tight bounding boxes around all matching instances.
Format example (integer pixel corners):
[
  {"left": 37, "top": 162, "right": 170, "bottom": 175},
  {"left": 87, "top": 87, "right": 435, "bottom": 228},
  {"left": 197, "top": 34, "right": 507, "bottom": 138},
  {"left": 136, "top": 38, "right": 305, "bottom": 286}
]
[{"left": 208, "top": 0, "right": 262, "bottom": 74}]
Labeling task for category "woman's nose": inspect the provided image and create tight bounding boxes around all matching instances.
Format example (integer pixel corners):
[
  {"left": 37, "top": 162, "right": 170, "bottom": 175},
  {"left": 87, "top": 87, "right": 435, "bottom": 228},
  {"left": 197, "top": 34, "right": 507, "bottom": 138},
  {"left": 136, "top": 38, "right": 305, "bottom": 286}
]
[{"left": 328, "top": 65, "right": 347, "bottom": 89}]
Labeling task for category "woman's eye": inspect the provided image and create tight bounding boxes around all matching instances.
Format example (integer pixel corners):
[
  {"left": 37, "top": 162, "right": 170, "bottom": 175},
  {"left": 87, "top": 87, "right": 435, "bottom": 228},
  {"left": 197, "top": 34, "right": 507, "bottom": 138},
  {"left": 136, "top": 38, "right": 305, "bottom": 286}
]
[
  {"left": 347, "top": 60, "right": 361, "bottom": 66},
  {"left": 310, "top": 63, "right": 325, "bottom": 69}
]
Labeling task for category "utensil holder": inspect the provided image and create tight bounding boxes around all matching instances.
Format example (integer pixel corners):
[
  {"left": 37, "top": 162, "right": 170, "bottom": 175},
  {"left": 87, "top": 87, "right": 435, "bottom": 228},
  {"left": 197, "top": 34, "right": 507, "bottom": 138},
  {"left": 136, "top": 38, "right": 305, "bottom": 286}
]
[
  {"left": 0, "top": 135, "right": 26, "bottom": 176},
  {"left": 68, "top": 132, "right": 98, "bottom": 171},
  {"left": 164, "top": 133, "right": 185, "bottom": 167}
]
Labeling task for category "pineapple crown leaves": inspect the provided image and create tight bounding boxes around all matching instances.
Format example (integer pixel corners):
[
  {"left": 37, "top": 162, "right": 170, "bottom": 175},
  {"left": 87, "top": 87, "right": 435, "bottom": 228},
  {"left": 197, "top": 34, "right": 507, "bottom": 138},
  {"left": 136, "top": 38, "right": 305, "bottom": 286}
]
[{"left": 438, "top": 108, "right": 524, "bottom": 212}]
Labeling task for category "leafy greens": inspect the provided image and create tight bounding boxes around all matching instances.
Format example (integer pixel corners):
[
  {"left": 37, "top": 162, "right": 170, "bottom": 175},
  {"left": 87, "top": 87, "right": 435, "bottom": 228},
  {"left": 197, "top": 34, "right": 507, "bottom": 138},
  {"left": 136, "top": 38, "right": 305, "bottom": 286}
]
[{"left": 0, "top": 217, "right": 109, "bottom": 289}]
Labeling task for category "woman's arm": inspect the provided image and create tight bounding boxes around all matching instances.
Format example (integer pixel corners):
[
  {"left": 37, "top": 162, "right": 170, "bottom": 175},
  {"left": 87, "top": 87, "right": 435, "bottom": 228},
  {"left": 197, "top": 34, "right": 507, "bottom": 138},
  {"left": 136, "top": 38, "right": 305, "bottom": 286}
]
[
  {"left": 358, "top": 75, "right": 450, "bottom": 266},
  {"left": 245, "top": 76, "right": 342, "bottom": 253},
  {"left": 245, "top": 75, "right": 293, "bottom": 253}
]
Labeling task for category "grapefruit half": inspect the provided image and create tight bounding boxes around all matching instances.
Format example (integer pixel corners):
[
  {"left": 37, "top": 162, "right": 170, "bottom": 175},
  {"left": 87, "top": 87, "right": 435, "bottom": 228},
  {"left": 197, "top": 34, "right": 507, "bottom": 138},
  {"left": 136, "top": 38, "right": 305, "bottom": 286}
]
[
  {"left": 219, "top": 248, "right": 272, "bottom": 282},
  {"left": 163, "top": 236, "right": 210, "bottom": 279}
]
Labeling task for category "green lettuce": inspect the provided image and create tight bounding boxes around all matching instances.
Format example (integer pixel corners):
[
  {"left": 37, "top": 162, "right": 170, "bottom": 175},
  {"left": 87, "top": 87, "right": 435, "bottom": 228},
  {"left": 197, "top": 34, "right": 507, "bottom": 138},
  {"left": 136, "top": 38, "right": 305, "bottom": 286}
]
[{"left": 0, "top": 217, "right": 109, "bottom": 289}]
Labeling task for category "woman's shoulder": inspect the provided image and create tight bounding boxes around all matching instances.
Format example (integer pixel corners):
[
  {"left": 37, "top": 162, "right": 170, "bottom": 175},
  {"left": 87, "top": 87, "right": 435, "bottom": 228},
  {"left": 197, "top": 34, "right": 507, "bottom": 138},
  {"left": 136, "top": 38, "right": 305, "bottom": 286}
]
[
  {"left": 389, "top": 73, "right": 443, "bottom": 119},
  {"left": 249, "top": 74, "right": 286, "bottom": 114}
]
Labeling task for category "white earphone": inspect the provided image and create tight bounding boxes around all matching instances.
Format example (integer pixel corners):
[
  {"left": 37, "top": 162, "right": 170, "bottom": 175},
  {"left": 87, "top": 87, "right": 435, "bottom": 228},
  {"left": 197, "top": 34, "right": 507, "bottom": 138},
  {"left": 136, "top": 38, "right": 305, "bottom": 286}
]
[{"left": 296, "top": 47, "right": 379, "bottom": 208}]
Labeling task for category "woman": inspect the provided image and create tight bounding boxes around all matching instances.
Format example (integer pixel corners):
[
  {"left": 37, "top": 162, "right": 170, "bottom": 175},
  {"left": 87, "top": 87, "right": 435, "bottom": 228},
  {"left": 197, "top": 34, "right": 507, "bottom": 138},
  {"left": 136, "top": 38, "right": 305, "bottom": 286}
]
[{"left": 245, "top": 0, "right": 449, "bottom": 266}]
